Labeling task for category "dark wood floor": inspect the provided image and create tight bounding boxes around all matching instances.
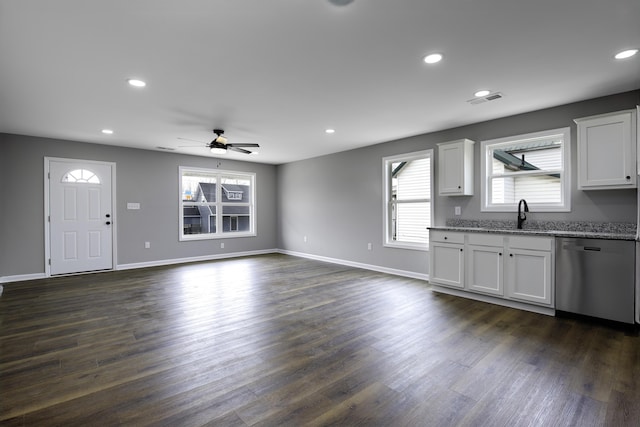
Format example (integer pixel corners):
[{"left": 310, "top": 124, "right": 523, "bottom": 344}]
[{"left": 1, "top": 254, "right": 639, "bottom": 426}]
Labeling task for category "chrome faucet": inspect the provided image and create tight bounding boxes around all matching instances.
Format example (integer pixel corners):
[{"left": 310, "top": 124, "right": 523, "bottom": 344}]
[{"left": 517, "top": 199, "right": 529, "bottom": 229}]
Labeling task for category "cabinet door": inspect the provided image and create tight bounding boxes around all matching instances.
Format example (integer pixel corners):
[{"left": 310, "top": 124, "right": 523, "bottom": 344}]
[
  {"left": 506, "top": 248, "right": 552, "bottom": 305},
  {"left": 439, "top": 143, "right": 464, "bottom": 195},
  {"left": 430, "top": 242, "right": 464, "bottom": 289},
  {"left": 467, "top": 244, "right": 503, "bottom": 296},
  {"left": 577, "top": 110, "right": 636, "bottom": 189}
]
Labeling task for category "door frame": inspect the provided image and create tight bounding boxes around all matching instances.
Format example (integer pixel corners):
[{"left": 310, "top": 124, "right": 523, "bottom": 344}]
[{"left": 44, "top": 157, "right": 117, "bottom": 277}]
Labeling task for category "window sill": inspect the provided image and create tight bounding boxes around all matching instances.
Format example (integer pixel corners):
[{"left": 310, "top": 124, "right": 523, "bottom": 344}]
[
  {"left": 383, "top": 242, "right": 429, "bottom": 251},
  {"left": 180, "top": 232, "right": 256, "bottom": 242}
]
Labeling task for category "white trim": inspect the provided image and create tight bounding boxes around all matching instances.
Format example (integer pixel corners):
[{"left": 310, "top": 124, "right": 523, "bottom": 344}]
[
  {"left": 0, "top": 273, "right": 47, "bottom": 284},
  {"left": 117, "top": 249, "right": 276, "bottom": 270},
  {"left": 480, "top": 127, "right": 571, "bottom": 212},
  {"left": 278, "top": 249, "right": 429, "bottom": 281},
  {"left": 44, "top": 157, "right": 117, "bottom": 277},
  {"left": 179, "top": 166, "right": 257, "bottom": 241},
  {"left": 0, "top": 250, "right": 277, "bottom": 284},
  {"left": 382, "top": 149, "right": 434, "bottom": 250},
  {"left": 1, "top": 250, "right": 426, "bottom": 284},
  {"left": 430, "top": 284, "right": 555, "bottom": 316}
]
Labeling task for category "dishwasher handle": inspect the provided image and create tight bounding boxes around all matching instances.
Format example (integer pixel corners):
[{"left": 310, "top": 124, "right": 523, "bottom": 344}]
[{"left": 583, "top": 246, "right": 601, "bottom": 251}]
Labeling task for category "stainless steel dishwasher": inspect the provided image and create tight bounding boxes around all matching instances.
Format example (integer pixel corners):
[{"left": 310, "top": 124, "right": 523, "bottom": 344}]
[{"left": 555, "top": 238, "right": 635, "bottom": 324}]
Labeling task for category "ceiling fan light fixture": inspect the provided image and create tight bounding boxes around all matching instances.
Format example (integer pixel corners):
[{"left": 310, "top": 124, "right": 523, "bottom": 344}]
[{"left": 210, "top": 146, "right": 227, "bottom": 154}]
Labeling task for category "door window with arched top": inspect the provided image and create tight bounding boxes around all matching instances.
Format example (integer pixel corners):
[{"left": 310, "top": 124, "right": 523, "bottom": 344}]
[{"left": 61, "top": 169, "right": 101, "bottom": 184}]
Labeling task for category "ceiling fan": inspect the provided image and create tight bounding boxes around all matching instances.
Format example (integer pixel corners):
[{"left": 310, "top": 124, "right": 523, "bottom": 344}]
[{"left": 179, "top": 129, "right": 260, "bottom": 155}]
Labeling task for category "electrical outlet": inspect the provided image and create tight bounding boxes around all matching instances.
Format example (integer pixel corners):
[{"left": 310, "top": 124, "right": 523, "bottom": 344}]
[
  {"left": 454, "top": 206, "right": 461, "bottom": 216},
  {"left": 367, "top": 243, "right": 372, "bottom": 250},
  {"left": 144, "top": 241, "right": 150, "bottom": 249},
  {"left": 220, "top": 242, "right": 225, "bottom": 249},
  {"left": 303, "top": 235, "right": 308, "bottom": 243}
]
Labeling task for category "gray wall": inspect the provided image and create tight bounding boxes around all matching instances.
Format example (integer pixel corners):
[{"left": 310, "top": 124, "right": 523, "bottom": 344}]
[
  {"left": 1, "top": 90, "right": 638, "bottom": 279},
  {"left": 277, "top": 90, "right": 640, "bottom": 276},
  {"left": 0, "top": 134, "right": 278, "bottom": 277}
]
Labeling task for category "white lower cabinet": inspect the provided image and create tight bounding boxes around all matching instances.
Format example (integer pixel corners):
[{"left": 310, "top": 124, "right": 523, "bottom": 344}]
[
  {"left": 430, "top": 231, "right": 554, "bottom": 310},
  {"left": 466, "top": 233, "right": 505, "bottom": 296},
  {"left": 506, "top": 247, "right": 552, "bottom": 305},
  {"left": 430, "top": 231, "right": 465, "bottom": 289}
]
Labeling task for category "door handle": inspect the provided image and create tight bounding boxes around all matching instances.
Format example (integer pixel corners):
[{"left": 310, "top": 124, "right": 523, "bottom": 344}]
[{"left": 106, "top": 221, "right": 111, "bottom": 225}]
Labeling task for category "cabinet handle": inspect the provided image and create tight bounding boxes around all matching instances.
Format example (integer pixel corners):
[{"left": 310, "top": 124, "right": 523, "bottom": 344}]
[
  {"left": 460, "top": 248, "right": 463, "bottom": 252},
  {"left": 509, "top": 253, "right": 513, "bottom": 257},
  {"left": 499, "top": 252, "right": 502, "bottom": 256},
  {"left": 457, "top": 185, "right": 461, "bottom": 189},
  {"left": 444, "top": 236, "right": 448, "bottom": 240},
  {"left": 626, "top": 176, "right": 631, "bottom": 180}
]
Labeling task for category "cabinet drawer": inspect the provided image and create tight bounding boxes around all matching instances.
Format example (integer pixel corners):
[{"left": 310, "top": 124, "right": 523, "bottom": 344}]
[
  {"left": 467, "top": 233, "right": 504, "bottom": 247},
  {"left": 430, "top": 230, "right": 464, "bottom": 244},
  {"left": 509, "top": 236, "right": 552, "bottom": 251}
]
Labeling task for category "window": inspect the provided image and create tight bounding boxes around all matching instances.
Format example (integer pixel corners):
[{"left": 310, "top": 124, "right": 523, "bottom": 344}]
[
  {"left": 179, "top": 167, "right": 256, "bottom": 240},
  {"left": 61, "top": 169, "right": 100, "bottom": 183},
  {"left": 481, "top": 127, "right": 570, "bottom": 212},
  {"left": 383, "top": 149, "right": 433, "bottom": 250}
]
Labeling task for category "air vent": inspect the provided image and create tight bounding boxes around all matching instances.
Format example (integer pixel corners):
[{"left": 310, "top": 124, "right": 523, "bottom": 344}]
[{"left": 467, "top": 92, "right": 504, "bottom": 105}]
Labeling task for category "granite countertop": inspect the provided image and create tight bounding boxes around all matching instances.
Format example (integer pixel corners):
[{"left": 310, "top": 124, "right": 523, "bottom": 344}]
[{"left": 430, "top": 219, "right": 637, "bottom": 241}]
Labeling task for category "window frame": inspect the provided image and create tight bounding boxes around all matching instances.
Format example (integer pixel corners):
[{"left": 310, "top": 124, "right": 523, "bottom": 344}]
[
  {"left": 481, "top": 127, "right": 571, "bottom": 212},
  {"left": 382, "top": 149, "right": 434, "bottom": 251},
  {"left": 179, "top": 166, "right": 256, "bottom": 241}
]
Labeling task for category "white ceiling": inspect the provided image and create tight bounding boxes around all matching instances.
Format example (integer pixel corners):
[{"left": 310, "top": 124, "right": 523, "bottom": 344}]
[{"left": 1, "top": 0, "right": 639, "bottom": 165}]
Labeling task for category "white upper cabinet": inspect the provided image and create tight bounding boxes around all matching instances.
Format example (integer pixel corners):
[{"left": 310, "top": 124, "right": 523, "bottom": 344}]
[
  {"left": 575, "top": 109, "right": 637, "bottom": 190},
  {"left": 437, "top": 139, "right": 475, "bottom": 196}
]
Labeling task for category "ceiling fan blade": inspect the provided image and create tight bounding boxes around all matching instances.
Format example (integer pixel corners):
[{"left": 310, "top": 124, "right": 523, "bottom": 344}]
[
  {"left": 228, "top": 146, "right": 253, "bottom": 154},
  {"left": 177, "top": 137, "right": 206, "bottom": 143},
  {"left": 227, "top": 143, "right": 260, "bottom": 148}
]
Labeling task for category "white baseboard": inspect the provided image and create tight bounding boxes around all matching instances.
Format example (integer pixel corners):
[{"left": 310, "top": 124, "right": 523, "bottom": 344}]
[
  {"left": 1, "top": 249, "right": 427, "bottom": 285},
  {"left": 0, "top": 273, "right": 47, "bottom": 284},
  {"left": 0, "top": 250, "right": 278, "bottom": 284},
  {"left": 277, "top": 249, "right": 429, "bottom": 281},
  {"left": 116, "top": 249, "right": 278, "bottom": 271}
]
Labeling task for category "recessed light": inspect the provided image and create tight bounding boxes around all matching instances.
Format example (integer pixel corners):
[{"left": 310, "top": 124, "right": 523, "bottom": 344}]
[
  {"left": 325, "top": 129, "right": 336, "bottom": 134},
  {"left": 127, "top": 78, "right": 146, "bottom": 87},
  {"left": 101, "top": 129, "right": 114, "bottom": 135},
  {"left": 615, "top": 49, "right": 638, "bottom": 59},
  {"left": 474, "top": 90, "right": 491, "bottom": 97},
  {"left": 423, "top": 53, "right": 443, "bottom": 64}
]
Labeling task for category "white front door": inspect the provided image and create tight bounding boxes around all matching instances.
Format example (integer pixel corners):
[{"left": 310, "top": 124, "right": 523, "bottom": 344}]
[{"left": 48, "top": 159, "right": 114, "bottom": 275}]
